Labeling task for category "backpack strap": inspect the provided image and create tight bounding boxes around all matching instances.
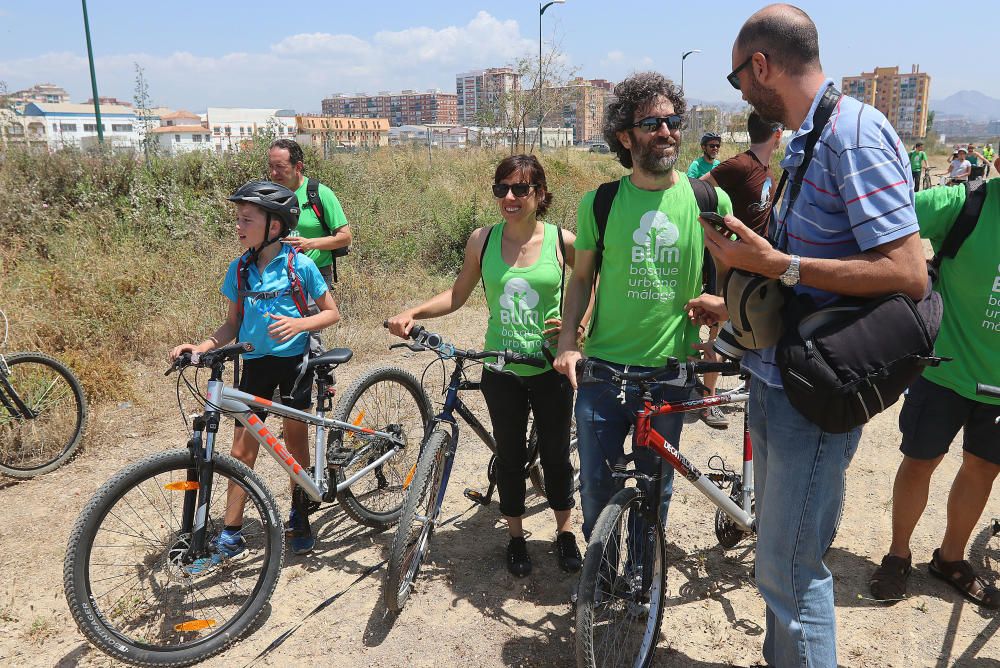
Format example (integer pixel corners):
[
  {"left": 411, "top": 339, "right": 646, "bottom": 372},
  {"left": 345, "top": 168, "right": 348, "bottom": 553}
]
[
  {"left": 305, "top": 179, "right": 331, "bottom": 235},
  {"left": 478, "top": 225, "right": 496, "bottom": 295},
  {"left": 235, "top": 250, "right": 253, "bottom": 323},
  {"left": 285, "top": 248, "right": 311, "bottom": 317},
  {"left": 928, "top": 180, "right": 987, "bottom": 282},
  {"left": 689, "top": 176, "right": 721, "bottom": 295},
  {"left": 556, "top": 225, "right": 567, "bottom": 315},
  {"left": 588, "top": 180, "right": 621, "bottom": 336}
]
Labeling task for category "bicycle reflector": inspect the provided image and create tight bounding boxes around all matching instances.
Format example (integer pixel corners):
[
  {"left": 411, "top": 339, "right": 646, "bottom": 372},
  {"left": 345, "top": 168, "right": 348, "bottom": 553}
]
[
  {"left": 174, "top": 619, "right": 216, "bottom": 632},
  {"left": 164, "top": 481, "right": 200, "bottom": 491},
  {"left": 403, "top": 464, "right": 417, "bottom": 489}
]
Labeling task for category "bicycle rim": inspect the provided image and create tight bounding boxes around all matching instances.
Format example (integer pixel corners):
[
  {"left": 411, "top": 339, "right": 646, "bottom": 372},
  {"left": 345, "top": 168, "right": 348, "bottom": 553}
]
[
  {"left": 577, "top": 487, "right": 665, "bottom": 668},
  {"left": 0, "top": 353, "right": 86, "bottom": 475},
  {"left": 66, "top": 451, "right": 281, "bottom": 662}
]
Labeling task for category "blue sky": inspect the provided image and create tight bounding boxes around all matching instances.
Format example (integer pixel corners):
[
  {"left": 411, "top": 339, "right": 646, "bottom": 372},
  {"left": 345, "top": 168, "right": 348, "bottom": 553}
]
[{"left": 0, "top": 1, "right": 994, "bottom": 113}]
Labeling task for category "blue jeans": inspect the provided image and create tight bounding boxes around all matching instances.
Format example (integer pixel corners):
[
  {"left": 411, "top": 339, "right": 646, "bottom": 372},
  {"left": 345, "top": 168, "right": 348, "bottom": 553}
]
[
  {"left": 575, "top": 359, "right": 689, "bottom": 541},
  {"left": 749, "top": 376, "right": 861, "bottom": 668}
]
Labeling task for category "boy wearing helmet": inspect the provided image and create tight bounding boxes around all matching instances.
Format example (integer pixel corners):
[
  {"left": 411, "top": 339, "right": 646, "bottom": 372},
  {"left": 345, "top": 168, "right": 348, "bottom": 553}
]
[
  {"left": 687, "top": 131, "right": 722, "bottom": 178},
  {"left": 170, "top": 180, "right": 340, "bottom": 571}
]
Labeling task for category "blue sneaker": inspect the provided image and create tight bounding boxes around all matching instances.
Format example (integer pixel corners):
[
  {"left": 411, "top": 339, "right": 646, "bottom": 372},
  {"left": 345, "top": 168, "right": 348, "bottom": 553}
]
[
  {"left": 184, "top": 530, "right": 246, "bottom": 577},
  {"left": 288, "top": 509, "right": 315, "bottom": 555}
]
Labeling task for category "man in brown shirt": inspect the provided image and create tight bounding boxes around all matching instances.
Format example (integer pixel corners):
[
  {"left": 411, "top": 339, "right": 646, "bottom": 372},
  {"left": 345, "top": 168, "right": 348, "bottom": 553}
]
[{"left": 702, "top": 110, "right": 783, "bottom": 234}]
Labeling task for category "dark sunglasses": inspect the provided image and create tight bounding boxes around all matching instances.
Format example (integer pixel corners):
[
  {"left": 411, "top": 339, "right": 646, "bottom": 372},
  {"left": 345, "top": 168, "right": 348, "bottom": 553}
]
[
  {"left": 492, "top": 183, "right": 538, "bottom": 198},
  {"left": 706, "top": 143, "right": 721, "bottom": 150},
  {"left": 631, "top": 115, "right": 683, "bottom": 133},
  {"left": 728, "top": 52, "right": 766, "bottom": 90}
]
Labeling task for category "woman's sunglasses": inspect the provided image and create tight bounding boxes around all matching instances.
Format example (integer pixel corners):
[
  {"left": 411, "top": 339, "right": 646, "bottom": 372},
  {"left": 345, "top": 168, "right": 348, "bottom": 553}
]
[
  {"left": 492, "top": 183, "right": 538, "bottom": 198},
  {"left": 630, "top": 115, "right": 683, "bottom": 133}
]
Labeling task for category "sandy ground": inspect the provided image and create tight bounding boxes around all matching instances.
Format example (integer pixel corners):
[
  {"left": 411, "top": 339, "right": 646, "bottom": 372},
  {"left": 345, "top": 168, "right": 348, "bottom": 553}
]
[{"left": 1, "top": 306, "right": 998, "bottom": 668}]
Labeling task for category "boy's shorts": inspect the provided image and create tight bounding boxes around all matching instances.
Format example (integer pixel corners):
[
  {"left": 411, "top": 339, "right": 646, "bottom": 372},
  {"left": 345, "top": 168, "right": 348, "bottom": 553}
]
[
  {"left": 238, "top": 354, "right": 313, "bottom": 421},
  {"left": 899, "top": 377, "right": 1000, "bottom": 465}
]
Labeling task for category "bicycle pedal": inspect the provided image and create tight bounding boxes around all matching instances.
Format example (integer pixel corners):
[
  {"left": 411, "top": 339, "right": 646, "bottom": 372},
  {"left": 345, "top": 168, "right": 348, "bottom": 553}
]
[
  {"left": 327, "top": 447, "right": 355, "bottom": 467},
  {"left": 463, "top": 488, "right": 489, "bottom": 505}
]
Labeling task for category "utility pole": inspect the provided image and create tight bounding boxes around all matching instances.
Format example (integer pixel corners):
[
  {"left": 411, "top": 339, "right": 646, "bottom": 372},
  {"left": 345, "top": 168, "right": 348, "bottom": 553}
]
[
  {"left": 81, "top": 0, "right": 104, "bottom": 145},
  {"left": 538, "top": 0, "right": 565, "bottom": 153},
  {"left": 681, "top": 49, "right": 701, "bottom": 93}
]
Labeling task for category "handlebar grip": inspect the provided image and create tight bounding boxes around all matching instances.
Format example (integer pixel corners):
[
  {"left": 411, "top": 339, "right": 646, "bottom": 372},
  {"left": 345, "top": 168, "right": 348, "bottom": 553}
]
[
  {"left": 383, "top": 320, "right": 389, "bottom": 328},
  {"left": 540, "top": 345, "right": 555, "bottom": 365},
  {"left": 408, "top": 325, "right": 425, "bottom": 341},
  {"left": 977, "top": 383, "right": 1000, "bottom": 399},
  {"left": 506, "top": 351, "right": 546, "bottom": 368}
]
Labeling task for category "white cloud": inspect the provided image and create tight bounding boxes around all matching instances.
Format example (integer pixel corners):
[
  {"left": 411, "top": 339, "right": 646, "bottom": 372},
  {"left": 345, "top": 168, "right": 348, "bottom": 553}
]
[
  {"left": 604, "top": 51, "right": 625, "bottom": 64},
  {"left": 0, "top": 12, "right": 536, "bottom": 112}
]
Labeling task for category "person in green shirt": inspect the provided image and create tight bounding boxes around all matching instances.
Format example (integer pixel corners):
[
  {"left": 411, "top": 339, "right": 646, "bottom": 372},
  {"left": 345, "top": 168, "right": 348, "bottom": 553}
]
[
  {"left": 687, "top": 131, "right": 722, "bottom": 179},
  {"left": 268, "top": 139, "right": 352, "bottom": 288},
  {"left": 870, "top": 175, "right": 1000, "bottom": 609},
  {"left": 387, "top": 154, "right": 584, "bottom": 578},
  {"left": 984, "top": 144, "right": 995, "bottom": 178},
  {"left": 909, "top": 141, "right": 929, "bottom": 192},
  {"left": 554, "top": 72, "right": 732, "bottom": 545}
]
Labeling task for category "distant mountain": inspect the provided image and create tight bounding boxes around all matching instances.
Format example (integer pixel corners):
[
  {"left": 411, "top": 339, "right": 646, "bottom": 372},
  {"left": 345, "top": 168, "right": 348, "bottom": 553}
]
[{"left": 930, "top": 90, "right": 1000, "bottom": 121}]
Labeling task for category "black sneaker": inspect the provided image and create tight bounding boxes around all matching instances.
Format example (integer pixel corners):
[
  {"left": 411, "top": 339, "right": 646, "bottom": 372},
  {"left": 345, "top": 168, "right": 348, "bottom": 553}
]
[
  {"left": 507, "top": 536, "right": 532, "bottom": 577},
  {"left": 556, "top": 531, "right": 582, "bottom": 573}
]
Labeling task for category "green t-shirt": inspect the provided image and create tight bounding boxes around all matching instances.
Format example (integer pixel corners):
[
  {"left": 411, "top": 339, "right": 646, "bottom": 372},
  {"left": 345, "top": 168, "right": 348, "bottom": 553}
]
[
  {"left": 908, "top": 150, "right": 928, "bottom": 171},
  {"left": 576, "top": 176, "right": 732, "bottom": 366},
  {"left": 482, "top": 222, "right": 563, "bottom": 376},
  {"left": 914, "top": 182, "right": 1000, "bottom": 405},
  {"left": 686, "top": 156, "right": 720, "bottom": 179},
  {"left": 292, "top": 177, "right": 349, "bottom": 268}
]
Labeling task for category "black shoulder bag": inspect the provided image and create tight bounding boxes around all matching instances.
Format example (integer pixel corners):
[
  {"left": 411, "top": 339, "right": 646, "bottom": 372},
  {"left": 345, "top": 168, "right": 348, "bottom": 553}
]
[{"left": 771, "top": 86, "right": 946, "bottom": 433}]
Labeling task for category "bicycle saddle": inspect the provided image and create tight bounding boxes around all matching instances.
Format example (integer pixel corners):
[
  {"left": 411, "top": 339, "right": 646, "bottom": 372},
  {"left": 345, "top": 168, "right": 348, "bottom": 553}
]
[{"left": 307, "top": 348, "right": 353, "bottom": 369}]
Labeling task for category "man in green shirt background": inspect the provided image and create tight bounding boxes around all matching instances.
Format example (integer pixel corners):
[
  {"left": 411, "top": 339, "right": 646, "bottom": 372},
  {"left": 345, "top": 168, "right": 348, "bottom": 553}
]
[
  {"left": 686, "top": 132, "right": 722, "bottom": 179},
  {"left": 909, "top": 141, "right": 929, "bottom": 192},
  {"left": 554, "top": 72, "right": 732, "bottom": 544},
  {"left": 870, "top": 174, "right": 1000, "bottom": 609},
  {"left": 268, "top": 139, "right": 352, "bottom": 288}
]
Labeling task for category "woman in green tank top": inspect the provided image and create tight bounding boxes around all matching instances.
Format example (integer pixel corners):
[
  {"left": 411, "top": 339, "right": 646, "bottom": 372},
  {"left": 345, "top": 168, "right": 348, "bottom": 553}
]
[{"left": 387, "top": 155, "right": 584, "bottom": 578}]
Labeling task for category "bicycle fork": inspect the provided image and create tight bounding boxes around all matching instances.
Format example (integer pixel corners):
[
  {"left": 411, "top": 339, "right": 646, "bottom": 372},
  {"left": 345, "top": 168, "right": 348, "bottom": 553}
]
[{"left": 178, "top": 380, "right": 225, "bottom": 561}]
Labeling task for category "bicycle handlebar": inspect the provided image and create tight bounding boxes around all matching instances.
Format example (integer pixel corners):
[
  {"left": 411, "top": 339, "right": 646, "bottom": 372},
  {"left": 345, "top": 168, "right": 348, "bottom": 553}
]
[
  {"left": 385, "top": 321, "right": 545, "bottom": 368},
  {"left": 166, "top": 342, "right": 254, "bottom": 375},
  {"left": 575, "top": 356, "right": 741, "bottom": 384},
  {"left": 977, "top": 383, "right": 1000, "bottom": 399}
]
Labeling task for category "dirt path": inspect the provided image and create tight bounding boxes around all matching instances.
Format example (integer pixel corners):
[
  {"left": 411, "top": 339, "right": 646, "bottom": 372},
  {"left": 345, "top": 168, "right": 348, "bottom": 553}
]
[{"left": 1, "top": 308, "right": 998, "bottom": 667}]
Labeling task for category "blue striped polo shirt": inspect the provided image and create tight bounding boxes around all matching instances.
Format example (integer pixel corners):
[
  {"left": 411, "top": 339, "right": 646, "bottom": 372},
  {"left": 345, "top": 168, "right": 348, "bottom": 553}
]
[{"left": 743, "top": 79, "right": 920, "bottom": 388}]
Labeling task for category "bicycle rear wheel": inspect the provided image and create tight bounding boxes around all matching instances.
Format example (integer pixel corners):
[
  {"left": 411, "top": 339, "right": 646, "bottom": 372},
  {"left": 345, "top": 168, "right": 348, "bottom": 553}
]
[
  {"left": 576, "top": 486, "right": 666, "bottom": 668},
  {"left": 64, "top": 450, "right": 283, "bottom": 666},
  {"left": 332, "top": 366, "right": 433, "bottom": 530},
  {"left": 384, "top": 428, "right": 450, "bottom": 613},
  {"left": 0, "top": 352, "right": 87, "bottom": 478}
]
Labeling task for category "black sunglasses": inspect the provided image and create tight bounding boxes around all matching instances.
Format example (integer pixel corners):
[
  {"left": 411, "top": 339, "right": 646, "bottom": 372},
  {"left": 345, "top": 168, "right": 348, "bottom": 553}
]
[
  {"left": 728, "top": 52, "right": 766, "bottom": 90},
  {"left": 492, "top": 183, "right": 538, "bottom": 198},
  {"left": 706, "top": 143, "right": 721, "bottom": 149},
  {"left": 631, "top": 115, "right": 683, "bottom": 133}
]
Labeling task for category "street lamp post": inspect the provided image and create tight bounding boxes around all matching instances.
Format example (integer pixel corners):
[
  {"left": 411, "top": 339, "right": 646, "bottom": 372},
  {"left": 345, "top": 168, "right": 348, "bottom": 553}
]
[
  {"left": 81, "top": 0, "right": 104, "bottom": 145},
  {"left": 538, "top": 0, "right": 565, "bottom": 153},
  {"left": 681, "top": 49, "right": 701, "bottom": 93}
]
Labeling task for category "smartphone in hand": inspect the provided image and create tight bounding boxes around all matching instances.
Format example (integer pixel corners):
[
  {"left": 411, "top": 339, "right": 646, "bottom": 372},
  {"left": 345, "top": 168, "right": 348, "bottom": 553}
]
[{"left": 700, "top": 212, "right": 740, "bottom": 241}]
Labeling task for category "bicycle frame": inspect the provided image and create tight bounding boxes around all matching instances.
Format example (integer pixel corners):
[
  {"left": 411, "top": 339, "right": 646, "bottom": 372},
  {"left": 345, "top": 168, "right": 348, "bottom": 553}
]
[
  {"left": 633, "top": 388, "right": 754, "bottom": 531},
  {"left": 0, "top": 359, "right": 37, "bottom": 419}
]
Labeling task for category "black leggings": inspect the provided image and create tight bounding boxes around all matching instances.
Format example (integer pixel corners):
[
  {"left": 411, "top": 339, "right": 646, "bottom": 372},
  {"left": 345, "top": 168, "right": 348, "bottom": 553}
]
[{"left": 480, "top": 368, "right": 575, "bottom": 518}]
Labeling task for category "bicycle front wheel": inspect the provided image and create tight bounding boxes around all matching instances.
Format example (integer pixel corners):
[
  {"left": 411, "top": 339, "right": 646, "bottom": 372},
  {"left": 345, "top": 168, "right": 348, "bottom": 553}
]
[
  {"left": 384, "top": 428, "right": 450, "bottom": 613},
  {"left": 332, "top": 366, "right": 433, "bottom": 530},
  {"left": 0, "top": 352, "right": 88, "bottom": 478},
  {"left": 64, "top": 450, "right": 283, "bottom": 666},
  {"left": 576, "top": 486, "right": 666, "bottom": 668}
]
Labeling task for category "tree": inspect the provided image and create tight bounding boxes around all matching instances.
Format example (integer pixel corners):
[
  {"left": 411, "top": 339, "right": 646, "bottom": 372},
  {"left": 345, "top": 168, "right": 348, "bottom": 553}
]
[
  {"left": 0, "top": 81, "right": 15, "bottom": 149},
  {"left": 133, "top": 64, "right": 157, "bottom": 162},
  {"left": 925, "top": 110, "right": 935, "bottom": 136}
]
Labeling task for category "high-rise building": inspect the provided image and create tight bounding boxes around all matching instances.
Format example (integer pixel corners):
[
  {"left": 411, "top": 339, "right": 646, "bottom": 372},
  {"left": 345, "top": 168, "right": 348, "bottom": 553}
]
[
  {"left": 541, "top": 77, "right": 616, "bottom": 144},
  {"left": 321, "top": 90, "right": 457, "bottom": 127},
  {"left": 842, "top": 65, "right": 931, "bottom": 138},
  {"left": 10, "top": 83, "right": 70, "bottom": 106},
  {"left": 455, "top": 67, "right": 520, "bottom": 125}
]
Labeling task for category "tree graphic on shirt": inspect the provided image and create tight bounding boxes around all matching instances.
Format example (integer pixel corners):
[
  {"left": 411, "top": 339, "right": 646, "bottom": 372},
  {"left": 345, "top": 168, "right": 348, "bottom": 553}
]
[
  {"left": 499, "top": 278, "right": 539, "bottom": 323},
  {"left": 632, "top": 211, "right": 680, "bottom": 256}
]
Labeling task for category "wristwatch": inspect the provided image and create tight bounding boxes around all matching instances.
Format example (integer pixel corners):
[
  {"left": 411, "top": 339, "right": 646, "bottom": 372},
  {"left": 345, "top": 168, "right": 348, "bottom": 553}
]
[{"left": 779, "top": 255, "right": 801, "bottom": 287}]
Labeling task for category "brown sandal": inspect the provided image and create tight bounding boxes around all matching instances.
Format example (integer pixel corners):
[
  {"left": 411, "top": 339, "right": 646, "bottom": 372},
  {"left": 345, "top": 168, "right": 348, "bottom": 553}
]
[
  {"left": 870, "top": 553, "right": 912, "bottom": 601},
  {"left": 928, "top": 548, "right": 1000, "bottom": 609}
]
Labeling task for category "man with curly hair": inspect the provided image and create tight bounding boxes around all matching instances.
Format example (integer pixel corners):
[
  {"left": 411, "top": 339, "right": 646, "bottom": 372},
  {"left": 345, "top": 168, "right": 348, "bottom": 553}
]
[{"left": 554, "top": 72, "right": 732, "bottom": 556}]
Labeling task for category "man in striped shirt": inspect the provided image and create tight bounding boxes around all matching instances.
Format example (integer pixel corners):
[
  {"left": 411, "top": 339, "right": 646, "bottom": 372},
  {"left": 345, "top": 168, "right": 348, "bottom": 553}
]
[{"left": 694, "top": 4, "right": 927, "bottom": 666}]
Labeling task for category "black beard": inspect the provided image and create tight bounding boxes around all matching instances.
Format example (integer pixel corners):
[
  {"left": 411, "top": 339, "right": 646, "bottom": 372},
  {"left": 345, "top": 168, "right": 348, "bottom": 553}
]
[
  {"left": 634, "top": 137, "right": 678, "bottom": 174},
  {"left": 746, "top": 75, "right": 786, "bottom": 127}
]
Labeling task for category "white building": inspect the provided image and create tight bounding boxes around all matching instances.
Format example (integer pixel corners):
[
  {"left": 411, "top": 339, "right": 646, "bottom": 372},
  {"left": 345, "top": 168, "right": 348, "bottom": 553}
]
[
  {"left": 205, "top": 108, "right": 297, "bottom": 152},
  {"left": 20, "top": 102, "right": 139, "bottom": 150},
  {"left": 455, "top": 68, "right": 520, "bottom": 125},
  {"left": 150, "top": 124, "right": 213, "bottom": 155}
]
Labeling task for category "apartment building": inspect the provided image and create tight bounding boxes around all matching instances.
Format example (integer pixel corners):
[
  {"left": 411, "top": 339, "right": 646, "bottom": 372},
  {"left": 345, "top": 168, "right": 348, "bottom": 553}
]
[
  {"left": 20, "top": 102, "right": 139, "bottom": 150},
  {"left": 321, "top": 90, "right": 457, "bottom": 126},
  {"left": 842, "top": 65, "right": 931, "bottom": 138},
  {"left": 455, "top": 67, "right": 520, "bottom": 125},
  {"left": 295, "top": 115, "right": 390, "bottom": 153},
  {"left": 542, "top": 77, "right": 616, "bottom": 144},
  {"left": 10, "top": 83, "right": 70, "bottom": 106},
  {"left": 204, "top": 108, "right": 298, "bottom": 151}
]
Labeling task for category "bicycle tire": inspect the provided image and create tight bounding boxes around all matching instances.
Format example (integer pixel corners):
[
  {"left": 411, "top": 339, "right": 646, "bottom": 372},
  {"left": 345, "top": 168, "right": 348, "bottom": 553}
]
[
  {"left": 527, "top": 415, "right": 580, "bottom": 496},
  {"left": 576, "top": 486, "right": 666, "bottom": 668},
  {"left": 0, "top": 352, "right": 88, "bottom": 478},
  {"left": 331, "top": 366, "right": 433, "bottom": 531},
  {"left": 384, "top": 428, "right": 450, "bottom": 613},
  {"left": 64, "top": 449, "right": 283, "bottom": 666}
]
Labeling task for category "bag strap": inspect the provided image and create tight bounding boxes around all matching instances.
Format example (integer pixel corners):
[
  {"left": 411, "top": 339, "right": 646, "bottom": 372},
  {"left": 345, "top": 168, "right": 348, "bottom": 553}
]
[
  {"left": 588, "top": 180, "right": 621, "bottom": 336},
  {"left": 478, "top": 224, "right": 496, "bottom": 294},
  {"left": 929, "top": 180, "right": 987, "bottom": 281},
  {"left": 285, "top": 248, "right": 311, "bottom": 317},
  {"left": 769, "top": 85, "right": 842, "bottom": 250},
  {"left": 305, "top": 179, "right": 331, "bottom": 235},
  {"left": 556, "top": 225, "right": 567, "bottom": 316}
]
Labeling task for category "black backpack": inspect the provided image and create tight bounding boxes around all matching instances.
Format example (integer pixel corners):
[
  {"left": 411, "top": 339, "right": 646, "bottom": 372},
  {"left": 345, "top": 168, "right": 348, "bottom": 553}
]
[
  {"left": 303, "top": 179, "right": 350, "bottom": 283},
  {"left": 588, "top": 176, "right": 719, "bottom": 335}
]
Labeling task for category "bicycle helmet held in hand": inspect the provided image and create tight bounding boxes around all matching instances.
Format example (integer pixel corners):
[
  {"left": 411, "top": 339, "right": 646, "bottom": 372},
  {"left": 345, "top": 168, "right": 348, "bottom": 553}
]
[
  {"left": 701, "top": 132, "right": 722, "bottom": 146},
  {"left": 228, "top": 180, "right": 300, "bottom": 236}
]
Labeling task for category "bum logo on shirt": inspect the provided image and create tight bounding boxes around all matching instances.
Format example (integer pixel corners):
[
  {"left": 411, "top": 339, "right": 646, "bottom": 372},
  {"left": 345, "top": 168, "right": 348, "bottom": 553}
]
[
  {"left": 627, "top": 211, "right": 682, "bottom": 302},
  {"left": 499, "top": 277, "right": 540, "bottom": 327}
]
